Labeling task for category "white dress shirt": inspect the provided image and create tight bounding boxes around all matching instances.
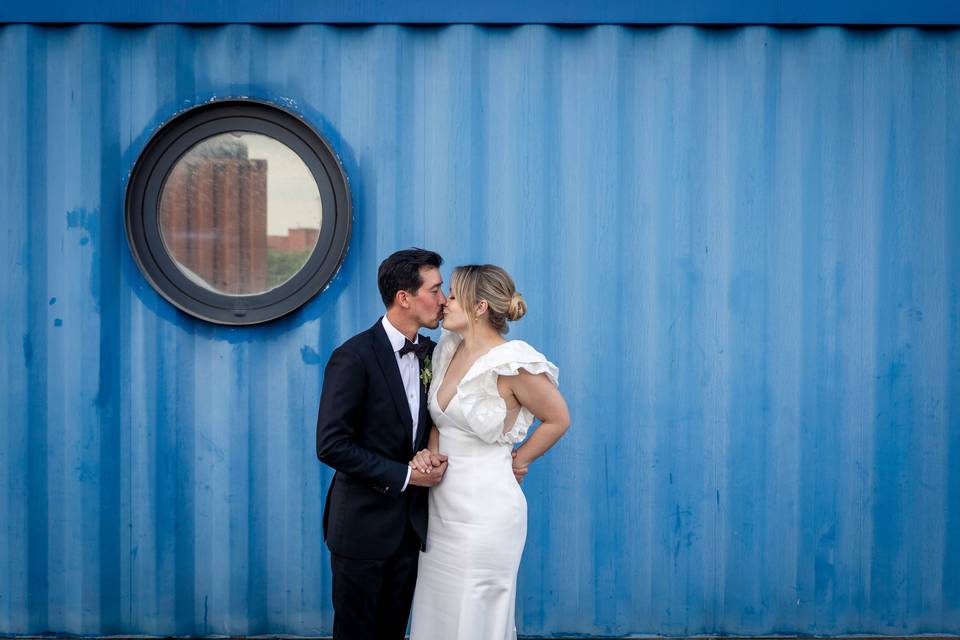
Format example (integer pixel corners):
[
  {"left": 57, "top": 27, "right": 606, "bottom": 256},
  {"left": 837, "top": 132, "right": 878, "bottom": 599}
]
[{"left": 381, "top": 315, "right": 421, "bottom": 492}]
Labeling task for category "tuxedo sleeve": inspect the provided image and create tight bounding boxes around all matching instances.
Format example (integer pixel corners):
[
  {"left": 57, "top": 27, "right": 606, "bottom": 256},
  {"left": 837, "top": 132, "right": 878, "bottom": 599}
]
[{"left": 316, "top": 347, "right": 409, "bottom": 497}]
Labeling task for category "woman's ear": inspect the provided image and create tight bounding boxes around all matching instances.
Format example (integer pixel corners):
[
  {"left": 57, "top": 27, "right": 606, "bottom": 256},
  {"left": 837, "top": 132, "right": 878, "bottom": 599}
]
[{"left": 475, "top": 300, "right": 488, "bottom": 317}]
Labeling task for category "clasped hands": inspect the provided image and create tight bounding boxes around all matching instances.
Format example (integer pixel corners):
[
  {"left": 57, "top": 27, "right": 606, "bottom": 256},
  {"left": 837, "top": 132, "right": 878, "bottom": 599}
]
[
  {"left": 408, "top": 450, "right": 449, "bottom": 487},
  {"left": 408, "top": 449, "right": 530, "bottom": 486}
]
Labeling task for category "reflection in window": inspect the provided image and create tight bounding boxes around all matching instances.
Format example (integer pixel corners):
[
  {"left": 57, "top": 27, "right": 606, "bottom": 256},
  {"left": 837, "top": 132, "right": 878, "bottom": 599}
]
[{"left": 159, "top": 132, "right": 322, "bottom": 296}]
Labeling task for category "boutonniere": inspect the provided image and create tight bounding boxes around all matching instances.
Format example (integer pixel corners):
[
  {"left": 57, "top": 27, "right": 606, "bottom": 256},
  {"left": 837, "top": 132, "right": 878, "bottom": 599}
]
[{"left": 419, "top": 355, "right": 433, "bottom": 389}]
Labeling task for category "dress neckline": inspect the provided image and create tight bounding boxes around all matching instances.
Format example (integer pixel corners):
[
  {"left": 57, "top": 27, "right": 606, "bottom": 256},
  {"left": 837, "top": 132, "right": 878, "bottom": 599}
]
[{"left": 435, "top": 337, "right": 514, "bottom": 414}]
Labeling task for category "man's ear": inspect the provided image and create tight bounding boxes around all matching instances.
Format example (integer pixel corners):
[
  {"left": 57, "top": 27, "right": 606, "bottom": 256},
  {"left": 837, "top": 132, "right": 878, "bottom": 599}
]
[{"left": 395, "top": 289, "right": 411, "bottom": 309}]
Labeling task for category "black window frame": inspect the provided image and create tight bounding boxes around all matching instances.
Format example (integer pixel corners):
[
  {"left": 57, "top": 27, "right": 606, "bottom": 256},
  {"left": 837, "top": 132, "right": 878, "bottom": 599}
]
[{"left": 125, "top": 99, "right": 351, "bottom": 325}]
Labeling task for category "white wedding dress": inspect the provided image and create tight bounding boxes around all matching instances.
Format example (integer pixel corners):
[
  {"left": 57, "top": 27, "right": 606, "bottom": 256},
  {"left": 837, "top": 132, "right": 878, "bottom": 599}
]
[{"left": 409, "top": 331, "right": 559, "bottom": 640}]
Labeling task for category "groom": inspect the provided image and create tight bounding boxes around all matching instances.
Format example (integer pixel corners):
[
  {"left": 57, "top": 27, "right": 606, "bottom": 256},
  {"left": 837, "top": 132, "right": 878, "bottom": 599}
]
[{"left": 316, "top": 248, "right": 449, "bottom": 639}]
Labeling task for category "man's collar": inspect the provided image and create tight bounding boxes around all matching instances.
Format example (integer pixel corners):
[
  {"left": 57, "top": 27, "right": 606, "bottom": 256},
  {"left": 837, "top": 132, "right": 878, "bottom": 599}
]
[{"left": 381, "top": 315, "right": 418, "bottom": 353}]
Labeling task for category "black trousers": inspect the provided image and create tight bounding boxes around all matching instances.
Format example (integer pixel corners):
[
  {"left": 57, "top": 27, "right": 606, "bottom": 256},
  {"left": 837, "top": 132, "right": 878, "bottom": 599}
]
[{"left": 330, "top": 526, "right": 421, "bottom": 640}]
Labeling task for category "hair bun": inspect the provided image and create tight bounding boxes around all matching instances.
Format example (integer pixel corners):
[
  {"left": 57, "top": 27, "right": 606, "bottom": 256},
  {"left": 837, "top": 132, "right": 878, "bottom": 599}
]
[{"left": 507, "top": 292, "right": 527, "bottom": 321}]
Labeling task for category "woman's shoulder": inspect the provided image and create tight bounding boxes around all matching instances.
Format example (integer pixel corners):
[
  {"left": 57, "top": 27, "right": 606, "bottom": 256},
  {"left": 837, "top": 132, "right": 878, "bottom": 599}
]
[
  {"left": 487, "top": 339, "right": 548, "bottom": 364},
  {"left": 468, "top": 339, "right": 559, "bottom": 385}
]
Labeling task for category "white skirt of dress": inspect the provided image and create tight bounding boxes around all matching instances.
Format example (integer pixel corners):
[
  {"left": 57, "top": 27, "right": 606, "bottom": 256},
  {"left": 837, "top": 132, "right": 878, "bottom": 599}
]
[{"left": 409, "top": 421, "right": 527, "bottom": 640}]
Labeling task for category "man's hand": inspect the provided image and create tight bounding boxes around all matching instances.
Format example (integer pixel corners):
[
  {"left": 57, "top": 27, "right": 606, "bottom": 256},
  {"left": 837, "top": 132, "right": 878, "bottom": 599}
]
[
  {"left": 408, "top": 460, "right": 448, "bottom": 487},
  {"left": 512, "top": 449, "right": 529, "bottom": 484},
  {"left": 408, "top": 449, "right": 448, "bottom": 487},
  {"left": 410, "top": 449, "right": 447, "bottom": 474}
]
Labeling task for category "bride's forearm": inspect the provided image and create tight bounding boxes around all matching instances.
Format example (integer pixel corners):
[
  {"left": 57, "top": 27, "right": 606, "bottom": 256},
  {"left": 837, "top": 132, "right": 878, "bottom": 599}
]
[
  {"left": 513, "top": 420, "right": 568, "bottom": 467},
  {"left": 507, "top": 371, "right": 570, "bottom": 469},
  {"left": 428, "top": 425, "right": 440, "bottom": 453}
]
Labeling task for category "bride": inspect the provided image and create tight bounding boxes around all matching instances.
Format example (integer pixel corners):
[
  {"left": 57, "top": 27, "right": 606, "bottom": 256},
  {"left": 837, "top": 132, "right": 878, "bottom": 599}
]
[{"left": 408, "top": 264, "right": 571, "bottom": 640}]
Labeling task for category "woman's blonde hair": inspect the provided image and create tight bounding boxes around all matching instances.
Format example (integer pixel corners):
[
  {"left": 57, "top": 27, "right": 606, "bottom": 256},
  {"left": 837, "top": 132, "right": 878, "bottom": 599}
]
[{"left": 451, "top": 264, "right": 526, "bottom": 334}]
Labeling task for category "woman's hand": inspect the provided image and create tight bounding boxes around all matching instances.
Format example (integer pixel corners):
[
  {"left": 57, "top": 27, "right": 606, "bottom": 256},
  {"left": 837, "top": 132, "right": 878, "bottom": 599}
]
[
  {"left": 410, "top": 448, "right": 434, "bottom": 474},
  {"left": 410, "top": 448, "right": 449, "bottom": 474},
  {"left": 511, "top": 449, "right": 529, "bottom": 484}
]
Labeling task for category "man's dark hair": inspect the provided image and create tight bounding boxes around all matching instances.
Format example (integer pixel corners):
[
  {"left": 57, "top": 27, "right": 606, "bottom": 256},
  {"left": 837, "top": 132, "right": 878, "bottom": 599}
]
[{"left": 377, "top": 248, "right": 443, "bottom": 307}]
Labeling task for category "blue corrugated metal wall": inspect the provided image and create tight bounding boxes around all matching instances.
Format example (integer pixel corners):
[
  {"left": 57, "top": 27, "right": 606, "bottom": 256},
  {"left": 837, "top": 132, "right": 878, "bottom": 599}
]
[
  {"left": 6, "top": 0, "right": 960, "bottom": 25},
  {"left": 0, "top": 24, "right": 958, "bottom": 637}
]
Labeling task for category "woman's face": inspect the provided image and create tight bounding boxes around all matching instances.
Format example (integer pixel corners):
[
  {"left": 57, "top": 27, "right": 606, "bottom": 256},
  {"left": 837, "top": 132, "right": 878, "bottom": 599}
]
[{"left": 440, "top": 288, "right": 469, "bottom": 333}]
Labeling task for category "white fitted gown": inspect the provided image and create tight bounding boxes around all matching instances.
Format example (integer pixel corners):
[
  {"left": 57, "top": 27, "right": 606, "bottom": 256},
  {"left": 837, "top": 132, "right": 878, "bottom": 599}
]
[{"left": 409, "top": 332, "right": 559, "bottom": 640}]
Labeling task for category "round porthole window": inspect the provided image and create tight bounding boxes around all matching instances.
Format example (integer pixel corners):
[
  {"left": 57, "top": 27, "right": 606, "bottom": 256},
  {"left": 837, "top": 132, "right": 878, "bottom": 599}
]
[{"left": 125, "top": 100, "right": 351, "bottom": 325}]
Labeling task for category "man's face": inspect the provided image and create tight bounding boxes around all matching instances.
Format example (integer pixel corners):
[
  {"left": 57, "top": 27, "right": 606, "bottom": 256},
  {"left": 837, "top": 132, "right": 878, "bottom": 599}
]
[{"left": 408, "top": 267, "right": 446, "bottom": 330}]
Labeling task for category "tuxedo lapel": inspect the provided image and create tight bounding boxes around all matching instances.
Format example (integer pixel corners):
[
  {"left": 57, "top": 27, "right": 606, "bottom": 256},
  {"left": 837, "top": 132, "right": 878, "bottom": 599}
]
[
  {"left": 415, "top": 337, "right": 434, "bottom": 451},
  {"left": 371, "top": 321, "right": 414, "bottom": 436},
  {"left": 416, "top": 378, "right": 429, "bottom": 451}
]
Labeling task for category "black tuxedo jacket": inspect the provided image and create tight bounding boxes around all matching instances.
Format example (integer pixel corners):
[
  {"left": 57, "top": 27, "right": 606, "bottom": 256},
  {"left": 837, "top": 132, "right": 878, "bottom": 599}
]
[{"left": 316, "top": 319, "right": 435, "bottom": 560}]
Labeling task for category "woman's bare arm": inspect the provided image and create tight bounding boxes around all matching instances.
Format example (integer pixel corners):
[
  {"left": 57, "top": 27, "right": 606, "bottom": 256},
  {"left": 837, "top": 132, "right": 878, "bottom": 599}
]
[{"left": 504, "top": 370, "right": 570, "bottom": 468}]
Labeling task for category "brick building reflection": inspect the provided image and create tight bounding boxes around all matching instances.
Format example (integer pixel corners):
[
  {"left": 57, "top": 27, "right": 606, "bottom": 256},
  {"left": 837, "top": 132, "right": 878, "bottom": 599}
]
[
  {"left": 161, "top": 150, "right": 269, "bottom": 294},
  {"left": 267, "top": 227, "right": 319, "bottom": 252}
]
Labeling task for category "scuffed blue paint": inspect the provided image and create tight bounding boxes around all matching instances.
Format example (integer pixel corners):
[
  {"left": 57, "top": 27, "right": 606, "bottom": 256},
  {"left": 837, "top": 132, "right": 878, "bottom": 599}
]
[
  {"left": 66, "top": 208, "right": 93, "bottom": 229},
  {"left": 0, "top": 23, "right": 958, "bottom": 638},
  {"left": 300, "top": 345, "right": 324, "bottom": 365}
]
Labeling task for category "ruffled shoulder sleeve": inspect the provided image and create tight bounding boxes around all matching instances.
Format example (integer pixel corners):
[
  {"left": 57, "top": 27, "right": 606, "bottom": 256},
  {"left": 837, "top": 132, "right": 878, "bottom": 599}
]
[{"left": 456, "top": 340, "right": 559, "bottom": 445}]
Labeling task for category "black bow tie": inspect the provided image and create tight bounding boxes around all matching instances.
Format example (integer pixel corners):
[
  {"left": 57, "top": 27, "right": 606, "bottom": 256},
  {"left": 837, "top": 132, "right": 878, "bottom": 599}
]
[{"left": 398, "top": 338, "right": 430, "bottom": 361}]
